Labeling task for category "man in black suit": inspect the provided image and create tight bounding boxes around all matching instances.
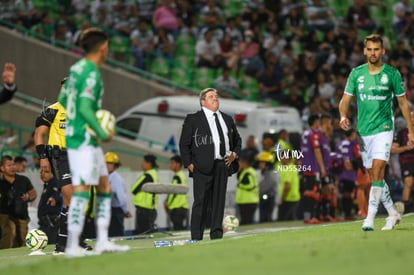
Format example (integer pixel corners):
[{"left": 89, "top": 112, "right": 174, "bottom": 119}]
[
  {"left": 179, "top": 88, "right": 242, "bottom": 240},
  {"left": 0, "top": 63, "right": 17, "bottom": 105}
]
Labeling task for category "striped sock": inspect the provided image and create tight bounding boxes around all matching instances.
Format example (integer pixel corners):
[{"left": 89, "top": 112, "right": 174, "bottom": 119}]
[
  {"left": 67, "top": 191, "right": 89, "bottom": 250},
  {"left": 381, "top": 181, "right": 398, "bottom": 216},
  {"left": 366, "top": 184, "right": 383, "bottom": 222},
  {"left": 96, "top": 193, "right": 112, "bottom": 245}
]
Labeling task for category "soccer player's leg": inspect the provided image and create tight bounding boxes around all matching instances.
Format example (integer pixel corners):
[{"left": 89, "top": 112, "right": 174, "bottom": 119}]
[
  {"left": 94, "top": 147, "right": 129, "bottom": 254},
  {"left": 342, "top": 179, "right": 356, "bottom": 220},
  {"left": 51, "top": 153, "right": 73, "bottom": 254},
  {"left": 303, "top": 175, "right": 321, "bottom": 224},
  {"left": 65, "top": 148, "right": 96, "bottom": 257}
]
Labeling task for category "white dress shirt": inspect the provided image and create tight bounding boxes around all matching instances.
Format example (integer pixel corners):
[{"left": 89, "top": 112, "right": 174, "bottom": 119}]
[{"left": 202, "top": 107, "right": 230, "bottom": 159}]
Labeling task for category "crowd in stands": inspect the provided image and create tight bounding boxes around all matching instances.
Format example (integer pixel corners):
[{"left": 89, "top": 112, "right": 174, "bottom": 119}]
[{"left": 1, "top": 0, "right": 413, "bottom": 121}]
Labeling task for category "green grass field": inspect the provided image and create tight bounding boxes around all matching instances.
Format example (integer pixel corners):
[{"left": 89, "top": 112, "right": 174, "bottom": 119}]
[{"left": 1, "top": 215, "right": 414, "bottom": 275}]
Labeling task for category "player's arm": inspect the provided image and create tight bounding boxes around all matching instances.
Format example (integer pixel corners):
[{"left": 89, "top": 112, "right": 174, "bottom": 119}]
[
  {"left": 310, "top": 133, "right": 326, "bottom": 177},
  {"left": 391, "top": 141, "right": 414, "bottom": 154},
  {"left": 313, "top": 147, "right": 326, "bottom": 177},
  {"left": 396, "top": 95, "right": 414, "bottom": 144},
  {"left": 34, "top": 113, "right": 53, "bottom": 172},
  {"left": 78, "top": 97, "right": 110, "bottom": 141},
  {"left": 339, "top": 93, "right": 353, "bottom": 131}
]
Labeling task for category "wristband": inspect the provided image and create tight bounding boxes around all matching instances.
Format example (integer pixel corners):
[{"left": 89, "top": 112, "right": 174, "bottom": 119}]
[{"left": 36, "top": 144, "right": 48, "bottom": 159}]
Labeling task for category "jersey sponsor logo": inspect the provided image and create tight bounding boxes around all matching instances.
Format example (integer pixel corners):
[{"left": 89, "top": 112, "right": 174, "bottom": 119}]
[
  {"left": 359, "top": 94, "right": 386, "bottom": 101},
  {"left": 357, "top": 76, "right": 364, "bottom": 83},
  {"left": 62, "top": 173, "right": 71, "bottom": 180},
  {"left": 59, "top": 123, "right": 66, "bottom": 129}
]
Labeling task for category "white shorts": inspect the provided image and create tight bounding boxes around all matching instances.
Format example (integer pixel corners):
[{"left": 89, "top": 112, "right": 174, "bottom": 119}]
[
  {"left": 67, "top": 145, "right": 108, "bottom": 186},
  {"left": 360, "top": 131, "right": 393, "bottom": 169}
]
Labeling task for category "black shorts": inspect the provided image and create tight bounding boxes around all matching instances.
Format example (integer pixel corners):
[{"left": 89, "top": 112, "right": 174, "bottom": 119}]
[
  {"left": 340, "top": 179, "right": 356, "bottom": 193},
  {"left": 400, "top": 164, "right": 414, "bottom": 179},
  {"left": 302, "top": 175, "right": 320, "bottom": 192},
  {"left": 48, "top": 146, "right": 71, "bottom": 188}
]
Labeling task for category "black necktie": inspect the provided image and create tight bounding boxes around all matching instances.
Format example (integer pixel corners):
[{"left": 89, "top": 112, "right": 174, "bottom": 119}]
[{"left": 214, "top": 113, "right": 226, "bottom": 158}]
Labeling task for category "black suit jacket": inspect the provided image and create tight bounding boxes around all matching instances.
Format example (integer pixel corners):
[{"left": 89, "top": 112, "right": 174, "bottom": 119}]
[
  {"left": 179, "top": 109, "right": 242, "bottom": 176},
  {"left": 0, "top": 84, "right": 17, "bottom": 104}
]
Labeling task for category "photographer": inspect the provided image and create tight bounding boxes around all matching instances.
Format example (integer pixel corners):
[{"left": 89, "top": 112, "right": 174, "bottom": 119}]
[
  {"left": 37, "top": 169, "right": 62, "bottom": 244},
  {"left": 0, "top": 155, "right": 37, "bottom": 248}
]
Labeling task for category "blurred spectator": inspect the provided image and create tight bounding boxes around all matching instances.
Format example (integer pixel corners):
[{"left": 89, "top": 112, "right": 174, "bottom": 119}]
[
  {"left": 336, "top": 129, "right": 360, "bottom": 220},
  {"left": 389, "top": 40, "right": 413, "bottom": 68},
  {"left": 195, "top": 28, "right": 224, "bottom": 69},
  {"left": 35, "top": 12, "right": 54, "bottom": 40},
  {"left": 346, "top": 0, "right": 376, "bottom": 32},
  {"left": 0, "top": 155, "right": 36, "bottom": 248},
  {"left": 13, "top": 156, "right": 27, "bottom": 173},
  {"left": 235, "top": 29, "right": 263, "bottom": 77},
  {"left": 224, "top": 16, "right": 243, "bottom": 47},
  {"left": 279, "top": 44, "right": 295, "bottom": 72},
  {"left": 91, "top": 3, "right": 113, "bottom": 28},
  {"left": 113, "top": 5, "right": 136, "bottom": 36},
  {"left": 285, "top": 5, "right": 306, "bottom": 42},
  {"left": 72, "top": 20, "right": 91, "bottom": 46},
  {"left": 54, "top": 20, "right": 73, "bottom": 44},
  {"left": 136, "top": 0, "right": 158, "bottom": 22},
  {"left": 331, "top": 50, "right": 351, "bottom": 81},
  {"left": 177, "top": 0, "right": 197, "bottom": 37},
  {"left": 277, "top": 129, "right": 293, "bottom": 151},
  {"left": 257, "top": 62, "right": 284, "bottom": 102},
  {"left": 14, "top": 0, "right": 42, "bottom": 29},
  {"left": 131, "top": 154, "right": 159, "bottom": 234},
  {"left": 257, "top": 151, "right": 279, "bottom": 223},
  {"left": 242, "top": 0, "right": 272, "bottom": 25},
  {"left": 283, "top": 83, "right": 306, "bottom": 114},
  {"left": 401, "top": 11, "right": 414, "bottom": 46},
  {"left": 241, "top": 135, "right": 259, "bottom": 168},
  {"left": 71, "top": 0, "right": 90, "bottom": 14},
  {"left": 347, "top": 41, "right": 365, "bottom": 68},
  {"left": 164, "top": 155, "right": 188, "bottom": 231},
  {"left": 356, "top": 168, "right": 371, "bottom": 218},
  {"left": 213, "top": 66, "right": 242, "bottom": 98},
  {"left": 0, "top": 0, "right": 16, "bottom": 21},
  {"left": 376, "top": 27, "right": 392, "bottom": 53},
  {"left": 200, "top": 0, "right": 224, "bottom": 27},
  {"left": 153, "top": 0, "right": 180, "bottom": 37},
  {"left": 309, "top": 71, "right": 335, "bottom": 100},
  {"left": 305, "top": 0, "right": 335, "bottom": 32},
  {"left": 219, "top": 32, "right": 235, "bottom": 65},
  {"left": 105, "top": 152, "right": 132, "bottom": 237},
  {"left": 235, "top": 153, "right": 259, "bottom": 225},
  {"left": 392, "top": 0, "right": 412, "bottom": 34},
  {"left": 263, "top": 30, "right": 287, "bottom": 58},
  {"left": 130, "top": 20, "right": 155, "bottom": 69},
  {"left": 153, "top": 28, "right": 175, "bottom": 60},
  {"left": 37, "top": 168, "right": 62, "bottom": 244},
  {"left": 277, "top": 151, "right": 300, "bottom": 221},
  {"left": 21, "top": 135, "right": 38, "bottom": 170}
]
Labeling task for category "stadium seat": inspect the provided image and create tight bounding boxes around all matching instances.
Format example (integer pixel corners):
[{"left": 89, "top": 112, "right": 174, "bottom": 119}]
[
  {"left": 109, "top": 35, "right": 130, "bottom": 63},
  {"left": 193, "top": 68, "right": 216, "bottom": 90},
  {"left": 171, "top": 67, "right": 192, "bottom": 87},
  {"left": 175, "top": 33, "right": 196, "bottom": 57},
  {"left": 150, "top": 56, "right": 171, "bottom": 78},
  {"left": 240, "top": 75, "right": 259, "bottom": 102}
]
